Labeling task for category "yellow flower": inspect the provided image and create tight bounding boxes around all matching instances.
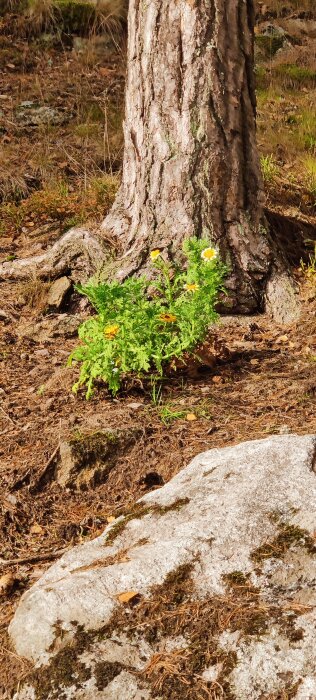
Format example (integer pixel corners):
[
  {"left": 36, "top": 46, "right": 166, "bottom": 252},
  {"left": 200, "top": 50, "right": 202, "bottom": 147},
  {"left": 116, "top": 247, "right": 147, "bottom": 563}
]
[
  {"left": 184, "top": 283, "right": 199, "bottom": 292},
  {"left": 159, "top": 313, "right": 177, "bottom": 323},
  {"left": 104, "top": 323, "right": 119, "bottom": 339},
  {"left": 150, "top": 249, "right": 161, "bottom": 261},
  {"left": 201, "top": 247, "right": 218, "bottom": 262}
]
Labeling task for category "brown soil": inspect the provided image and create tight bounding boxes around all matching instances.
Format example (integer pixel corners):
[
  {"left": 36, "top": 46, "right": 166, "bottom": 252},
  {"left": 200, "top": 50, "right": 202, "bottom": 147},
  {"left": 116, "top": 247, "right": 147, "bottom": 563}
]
[{"left": 0, "top": 3, "right": 316, "bottom": 699}]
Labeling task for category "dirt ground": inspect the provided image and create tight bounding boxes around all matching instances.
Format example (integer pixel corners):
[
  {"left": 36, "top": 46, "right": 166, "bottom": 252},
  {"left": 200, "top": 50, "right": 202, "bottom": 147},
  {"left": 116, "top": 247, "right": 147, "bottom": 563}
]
[{"left": 0, "top": 3, "right": 316, "bottom": 698}]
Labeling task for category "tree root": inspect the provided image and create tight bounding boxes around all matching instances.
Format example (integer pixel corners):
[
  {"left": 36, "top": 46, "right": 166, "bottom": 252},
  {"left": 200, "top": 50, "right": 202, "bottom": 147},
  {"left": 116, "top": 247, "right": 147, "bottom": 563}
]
[{"left": 0, "top": 228, "right": 108, "bottom": 282}]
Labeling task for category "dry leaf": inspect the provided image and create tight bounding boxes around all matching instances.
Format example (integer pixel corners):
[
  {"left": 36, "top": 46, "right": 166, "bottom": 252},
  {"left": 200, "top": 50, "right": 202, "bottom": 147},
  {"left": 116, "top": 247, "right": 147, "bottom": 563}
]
[
  {"left": 186, "top": 413, "right": 197, "bottom": 421},
  {"left": 99, "top": 67, "right": 114, "bottom": 77},
  {"left": 276, "top": 335, "right": 288, "bottom": 344},
  {"left": 0, "top": 573, "right": 15, "bottom": 597},
  {"left": 116, "top": 590, "right": 139, "bottom": 604},
  {"left": 212, "top": 375, "right": 222, "bottom": 384}
]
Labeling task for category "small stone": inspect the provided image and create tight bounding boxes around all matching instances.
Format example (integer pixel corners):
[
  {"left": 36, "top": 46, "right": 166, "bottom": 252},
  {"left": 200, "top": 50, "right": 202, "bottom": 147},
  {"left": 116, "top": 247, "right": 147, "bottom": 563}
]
[
  {"left": 29, "top": 367, "right": 40, "bottom": 378},
  {"left": 0, "top": 308, "right": 10, "bottom": 322},
  {"left": 6, "top": 494, "right": 17, "bottom": 506},
  {"left": 278, "top": 424, "right": 290, "bottom": 435},
  {"left": 17, "top": 314, "right": 80, "bottom": 342},
  {"left": 57, "top": 428, "right": 141, "bottom": 489},
  {"left": 46, "top": 277, "right": 72, "bottom": 311},
  {"left": 34, "top": 349, "right": 50, "bottom": 358}
]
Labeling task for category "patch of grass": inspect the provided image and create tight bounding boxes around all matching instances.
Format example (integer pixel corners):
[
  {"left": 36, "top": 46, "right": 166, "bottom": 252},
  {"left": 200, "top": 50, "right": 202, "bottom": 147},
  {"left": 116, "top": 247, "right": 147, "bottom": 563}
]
[
  {"left": 303, "top": 156, "right": 316, "bottom": 199},
  {"left": 261, "top": 154, "right": 279, "bottom": 183},
  {"left": 300, "top": 242, "right": 316, "bottom": 285},
  {"left": 158, "top": 405, "right": 188, "bottom": 425},
  {"left": 272, "top": 64, "right": 316, "bottom": 89},
  {"left": 299, "top": 111, "right": 316, "bottom": 152},
  {"left": 15, "top": 0, "right": 127, "bottom": 36},
  {"left": 18, "top": 277, "right": 50, "bottom": 310},
  {"left": 0, "top": 174, "right": 118, "bottom": 237}
]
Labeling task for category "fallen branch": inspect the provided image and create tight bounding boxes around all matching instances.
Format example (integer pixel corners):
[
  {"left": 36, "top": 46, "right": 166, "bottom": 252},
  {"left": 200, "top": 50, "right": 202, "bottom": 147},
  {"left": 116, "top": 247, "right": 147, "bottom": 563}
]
[
  {"left": 30, "top": 444, "right": 60, "bottom": 493},
  {"left": 0, "top": 548, "right": 69, "bottom": 568}
]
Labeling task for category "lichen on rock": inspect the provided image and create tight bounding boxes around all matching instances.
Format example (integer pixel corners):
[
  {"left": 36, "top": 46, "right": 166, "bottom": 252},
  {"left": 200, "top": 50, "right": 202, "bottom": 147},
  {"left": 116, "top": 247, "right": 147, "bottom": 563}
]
[{"left": 10, "top": 434, "right": 316, "bottom": 699}]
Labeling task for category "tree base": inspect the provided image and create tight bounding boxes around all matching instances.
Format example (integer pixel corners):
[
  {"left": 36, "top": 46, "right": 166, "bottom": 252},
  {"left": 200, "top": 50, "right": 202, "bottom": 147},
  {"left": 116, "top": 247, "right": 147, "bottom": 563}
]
[{"left": 0, "top": 224, "right": 301, "bottom": 325}]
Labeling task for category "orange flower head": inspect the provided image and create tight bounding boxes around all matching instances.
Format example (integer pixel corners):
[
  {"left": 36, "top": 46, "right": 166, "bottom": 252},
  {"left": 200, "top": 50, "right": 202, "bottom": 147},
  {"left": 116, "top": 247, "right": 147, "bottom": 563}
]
[
  {"left": 150, "top": 249, "right": 161, "bottom": 261},
  {"left": 159, "top": 313, "right": 177, "bottom": 323},
  {"left": 104, "top": 323, "right": 119, "bottom": 339},
  {"left": 184, "top": 283, "right": 199, "bottom": 292}
]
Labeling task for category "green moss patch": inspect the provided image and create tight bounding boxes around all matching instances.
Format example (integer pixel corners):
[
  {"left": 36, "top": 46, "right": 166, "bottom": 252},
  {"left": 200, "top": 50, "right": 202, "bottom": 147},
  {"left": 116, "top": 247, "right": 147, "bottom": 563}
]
[
  {"left": 94, "top": 660, "right": 124, "bottom": 690},
  {"left": 31, "top": 626, "right": 92, "bottom": 700},
  {"left": 105, "top": 498, "right": 190, "bottom": 546},
  {"left": 27, "top": 555, "right": 313, "bottom": 700},
  {"left": 256, "top": 33, "right": 286, "bottom": 59},
  {"left": 252, "top": 522, "right": 316, "bottom": 563}
]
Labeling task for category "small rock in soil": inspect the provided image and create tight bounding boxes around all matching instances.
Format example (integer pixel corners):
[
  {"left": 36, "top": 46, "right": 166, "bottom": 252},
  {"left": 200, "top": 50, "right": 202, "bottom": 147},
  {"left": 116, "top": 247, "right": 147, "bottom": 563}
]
[
  {"left": 57, "top": 428, "right": 142, "bottom": 489},
  {"left": 17, "top": 314, "right": 80, "bottom": 342},
  {"left": 46, "top": 276, "right": 72, "bottom": 311}
]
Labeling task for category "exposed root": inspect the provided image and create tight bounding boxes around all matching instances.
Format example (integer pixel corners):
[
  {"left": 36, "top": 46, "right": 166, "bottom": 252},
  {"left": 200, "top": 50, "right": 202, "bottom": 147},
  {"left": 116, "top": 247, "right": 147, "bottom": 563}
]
[
  {"left": 0, "top": 221, "right": 301, "bottom": 325},
  {"left": 0, "top": 228, "right": 109, "bottom": 282}
]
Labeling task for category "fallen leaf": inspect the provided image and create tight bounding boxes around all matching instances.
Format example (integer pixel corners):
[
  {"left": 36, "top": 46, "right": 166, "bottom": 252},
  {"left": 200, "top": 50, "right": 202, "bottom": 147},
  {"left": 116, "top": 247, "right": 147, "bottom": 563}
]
[
  {"left": 0, "top": 573, "right": 15, "bottom": 597},
  {"left": 212, "top": 375, "right": 222, "bottom": 384},
  {"left": 116, "top": 590, "right": 139, "bottom": 604},
  {"left": 276, "top": 335, "right": 288, "bottom": 344},
  {"left": 30, "top": 523, "right": 44, "bottom": 535},
  {"left": 99, "top": 67, "right": 114, "bottom": 77},
  {"left": 186, "top": 413, "right": 197, "bottom": 421}
]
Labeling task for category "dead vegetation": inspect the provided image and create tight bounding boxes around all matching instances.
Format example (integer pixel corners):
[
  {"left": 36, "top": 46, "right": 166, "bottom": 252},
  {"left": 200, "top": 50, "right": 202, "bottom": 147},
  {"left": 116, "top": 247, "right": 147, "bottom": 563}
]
[{"left": 11, "top": 562, "right": 313, "bottom": 699}]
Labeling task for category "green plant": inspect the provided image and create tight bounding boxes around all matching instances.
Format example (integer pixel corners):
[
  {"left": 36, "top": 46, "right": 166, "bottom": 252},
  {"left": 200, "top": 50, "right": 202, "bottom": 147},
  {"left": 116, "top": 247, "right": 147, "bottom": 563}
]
[
  {"left": 69, "top": 238, "right": 227, "bottom": 397},
  {"left": 303, "top": 156, "right": 316, "bottom": 200},
  {"left": 260, "top": 154, "right": 279, "bottom": 183},
  {"left": 300, "top": 243, "right": 316, "bottom": 285},
  {"left": 158, "top": 405, "right": 188, "bottom": 425}
]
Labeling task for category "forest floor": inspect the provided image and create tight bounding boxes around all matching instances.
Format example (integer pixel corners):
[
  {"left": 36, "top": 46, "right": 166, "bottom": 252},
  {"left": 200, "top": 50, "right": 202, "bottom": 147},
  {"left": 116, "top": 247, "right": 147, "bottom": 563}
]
[{"left": 0, "top": 2, "right": 316, "bottom": 697}]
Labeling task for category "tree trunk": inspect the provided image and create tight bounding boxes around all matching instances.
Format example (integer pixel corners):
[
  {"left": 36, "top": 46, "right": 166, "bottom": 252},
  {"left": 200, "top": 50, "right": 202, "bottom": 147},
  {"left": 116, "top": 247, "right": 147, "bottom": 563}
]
[{"left": 102, "top": 0, "right": 273, "bottom": 312}]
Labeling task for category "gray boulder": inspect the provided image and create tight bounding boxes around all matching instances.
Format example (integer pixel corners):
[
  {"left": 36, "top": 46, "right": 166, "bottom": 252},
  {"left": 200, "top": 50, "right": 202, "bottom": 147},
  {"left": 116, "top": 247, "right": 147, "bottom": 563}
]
[{"left": 10, "top": 435, "right": 316, "bottom": 699}]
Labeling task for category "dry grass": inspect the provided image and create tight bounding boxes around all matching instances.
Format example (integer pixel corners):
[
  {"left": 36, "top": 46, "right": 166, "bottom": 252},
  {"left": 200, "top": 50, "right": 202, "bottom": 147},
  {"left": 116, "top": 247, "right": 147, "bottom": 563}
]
[
  {"left": 258, "top": 0, "right": 316, "bottom": 17},
  {"left": 10, "top": 0, "right": 127, "bottom": 36},
  {"left": 15, "top": 562, "right": 313, "bottom": 699}
]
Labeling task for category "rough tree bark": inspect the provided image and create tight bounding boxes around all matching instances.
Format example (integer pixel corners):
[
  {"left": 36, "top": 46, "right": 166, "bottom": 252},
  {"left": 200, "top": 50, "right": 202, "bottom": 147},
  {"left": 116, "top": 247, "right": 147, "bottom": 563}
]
[
  {"left": 102, "top": 0, "right": 291, "bottom": 314},
  {"left": 0, "top": 0, "right": 300, "bottom": 320}
]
